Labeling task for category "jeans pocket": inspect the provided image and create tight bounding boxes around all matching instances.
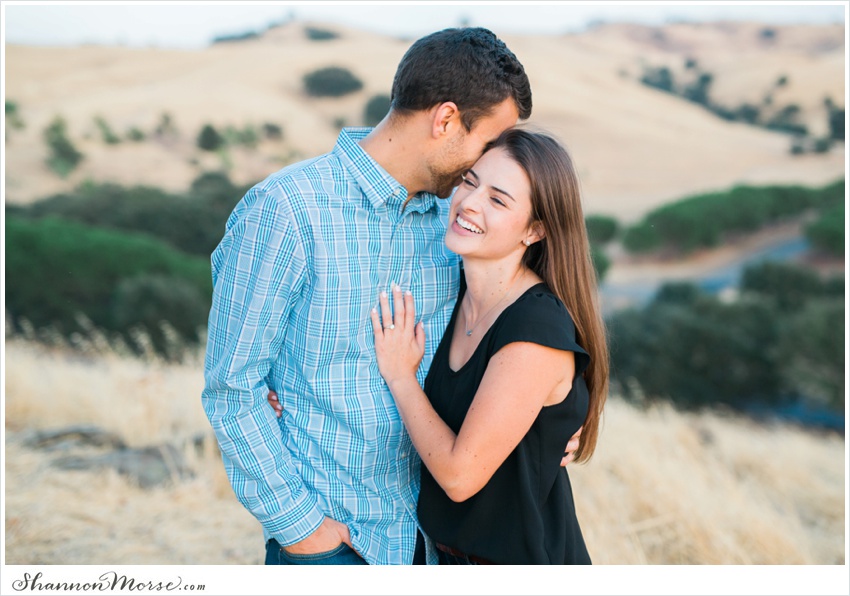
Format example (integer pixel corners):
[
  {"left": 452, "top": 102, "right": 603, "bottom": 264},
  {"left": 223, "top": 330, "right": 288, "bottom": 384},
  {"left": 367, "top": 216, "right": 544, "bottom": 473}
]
[{"left": 279, "top": 542, "right": 349, "bottom": 564}]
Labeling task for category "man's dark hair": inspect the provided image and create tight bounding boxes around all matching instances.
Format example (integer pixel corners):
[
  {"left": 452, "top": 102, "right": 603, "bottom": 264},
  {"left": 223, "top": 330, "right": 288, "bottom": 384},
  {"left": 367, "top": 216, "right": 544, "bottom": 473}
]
[{"left": 390, "top": 27, "right": 532, "bottom": 131}]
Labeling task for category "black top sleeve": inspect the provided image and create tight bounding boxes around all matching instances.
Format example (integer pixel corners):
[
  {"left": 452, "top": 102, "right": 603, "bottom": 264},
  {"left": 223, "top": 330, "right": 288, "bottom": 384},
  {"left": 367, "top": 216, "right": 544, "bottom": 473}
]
[{"left": 489, "top": 286, "right": 591, "bottom": 377}]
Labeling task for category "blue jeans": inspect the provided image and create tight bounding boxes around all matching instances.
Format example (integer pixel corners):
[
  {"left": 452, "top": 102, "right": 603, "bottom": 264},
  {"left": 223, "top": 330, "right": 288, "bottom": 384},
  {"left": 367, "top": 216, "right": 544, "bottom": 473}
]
[{"left": 265, "top": 539, "right": 367, "bottom": 565}]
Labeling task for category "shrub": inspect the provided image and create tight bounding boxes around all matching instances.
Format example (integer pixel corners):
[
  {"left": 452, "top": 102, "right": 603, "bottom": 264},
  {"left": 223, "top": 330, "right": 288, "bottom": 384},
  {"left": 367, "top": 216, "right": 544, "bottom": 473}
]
[
  {"left": 223, "top": 124, "right": 259, "bottom": 149},
  {"left": 735, "top": 103, "right": 761, "bottom": 124},
  {"left": 154, "top": 112, "right": 178, "bottom": 140},
  {"left": 682, "top": 72, "right": 713, "bottom": 106},
  {"left": 621, "top": 223, "right": 660, "bottom": 253},
  {"left": 812, "top": 137, "right": 832, "bottom": 153},
  {"left": 94, "top": 115, "right": 121, "bottom": 144},
  {"left": 585, "top": 215, "right": 619, "bottom": 245},
  {"left": 790, "top": 138, "right": 806, "bottom": 155},
  {"left": 43, "top": 116, "right": 84, "bottom": 177},
  {"left": 364, "top": 94, "right": 391, "bottom": 127},
  {"left": 608, "top": 291, "right": 783, "bottom": 409},
  {"left": 766, "top": 104, "right": 808, "bottom": 135},
  {"left": 212, "top": 31, "right": 260, "bottom": 44},
  {"left": 197, "top": 124, "right": 224, "bottom": 151},
  {"left": 805, "top": 202, "right": 844, "bottom": 257},
  {"left": 5, "top": 216, "right": 211, "bottom": 343},
  {"left": 304, "top": 67, "right": 363, "bottom": 97},
  {"left": 739, "top": 261, "right": 825, "bottom": 311},
  {"left": 6, "top": 100, "right": 25, "bottom": 129},
  {"left": 778, "top": 298, "right": 846, "bottom": 410},
  {"left": 828, "top": 106, "right": 845, "bottom": 141},
  {"left": 621, "top": 181, "right": 842, "bottom": 254},
  {"left": 262, "top": 122, "right": 283, "bottom": 140},
  {"left": 15, "top": 174, "right": 247, "bottom": 258},
  {"left": 305, "top": 26, "right": 339, "bottom": 41},
  {"left": 590, "top": 244, "right": 610, "bottom": 281},
  {"left": 126, "top": 127, "right": 146, "bottom": 142},
  {"left": 639, "top": 66, "right": 674, "bottom": 93},
  {"left": 113, "top": 274, "right": 209, "bottom": 355}
]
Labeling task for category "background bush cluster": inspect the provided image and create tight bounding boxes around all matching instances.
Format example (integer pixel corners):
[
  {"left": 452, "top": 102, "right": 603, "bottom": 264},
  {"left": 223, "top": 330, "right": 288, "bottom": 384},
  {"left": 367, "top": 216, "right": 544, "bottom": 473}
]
[
  {"left": 620, "top": 180, "right": 844, "bottom": 254},
  {"left": 608, "top": 261, "right": 845, "bottom": 416},
  {"left": 5, "top": 173, "right": 251, "bottom": 355}
]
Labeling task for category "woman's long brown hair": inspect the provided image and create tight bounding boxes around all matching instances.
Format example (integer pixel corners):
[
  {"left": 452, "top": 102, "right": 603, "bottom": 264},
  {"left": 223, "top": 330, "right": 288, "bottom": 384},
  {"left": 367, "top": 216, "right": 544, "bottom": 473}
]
[{"left": 487, "top": 128, "right": 609, "bottom": 462}]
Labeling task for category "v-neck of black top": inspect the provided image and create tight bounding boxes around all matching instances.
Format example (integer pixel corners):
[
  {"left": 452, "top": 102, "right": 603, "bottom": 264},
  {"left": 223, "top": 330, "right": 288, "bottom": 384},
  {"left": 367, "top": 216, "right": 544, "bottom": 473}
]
[{"left": 445, "top": 281, "right": 547, "bottom": 375}]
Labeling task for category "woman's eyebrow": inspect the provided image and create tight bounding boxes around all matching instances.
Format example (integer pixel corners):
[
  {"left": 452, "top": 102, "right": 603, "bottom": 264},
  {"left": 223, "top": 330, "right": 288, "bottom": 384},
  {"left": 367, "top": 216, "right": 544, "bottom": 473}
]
[
  {"left": 469, "top": 168, "right": 516, "bottom": 202},
  {"left": 489, "top": 185, "right": 516, "bottom": 203}
]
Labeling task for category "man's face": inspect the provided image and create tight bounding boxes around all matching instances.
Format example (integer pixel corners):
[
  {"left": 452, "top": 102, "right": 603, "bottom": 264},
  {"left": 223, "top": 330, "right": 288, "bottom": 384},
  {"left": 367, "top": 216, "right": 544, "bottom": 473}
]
[{"left": 429, "top": 98, "right": 519, "bottom": 199}]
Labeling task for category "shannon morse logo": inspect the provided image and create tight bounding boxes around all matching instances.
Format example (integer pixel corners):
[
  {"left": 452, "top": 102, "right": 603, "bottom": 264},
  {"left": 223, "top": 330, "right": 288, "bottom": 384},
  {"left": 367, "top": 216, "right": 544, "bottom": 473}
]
[{"left": 11, "top": 571, "right": 206, "bottom": 592}]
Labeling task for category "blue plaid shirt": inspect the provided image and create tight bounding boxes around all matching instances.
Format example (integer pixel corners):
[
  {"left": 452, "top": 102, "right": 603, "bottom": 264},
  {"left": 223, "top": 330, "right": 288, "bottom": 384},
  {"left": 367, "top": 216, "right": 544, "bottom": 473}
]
[{"left": 202, "top": 128, "right": 460, "bottom": 565}]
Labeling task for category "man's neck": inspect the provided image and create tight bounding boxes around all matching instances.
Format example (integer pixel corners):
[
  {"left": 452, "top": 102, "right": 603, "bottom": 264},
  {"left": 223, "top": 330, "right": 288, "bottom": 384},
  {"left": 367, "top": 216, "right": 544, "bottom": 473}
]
[{"left": 358, "top": 120, "right": 429, "bottom": 201}]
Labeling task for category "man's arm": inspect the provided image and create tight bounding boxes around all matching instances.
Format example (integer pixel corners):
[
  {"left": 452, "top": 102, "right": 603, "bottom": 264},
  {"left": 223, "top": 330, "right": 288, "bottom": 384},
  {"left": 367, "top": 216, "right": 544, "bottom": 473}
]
[{"left": 202, "top": 187, "right": 325, "bottom": 547}]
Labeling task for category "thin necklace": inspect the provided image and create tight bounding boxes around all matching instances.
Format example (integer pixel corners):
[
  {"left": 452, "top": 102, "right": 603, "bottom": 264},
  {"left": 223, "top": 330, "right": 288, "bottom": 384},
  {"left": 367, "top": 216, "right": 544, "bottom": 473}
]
[{"left": 463, "top": 270, "right": 526, "bottom": 337}]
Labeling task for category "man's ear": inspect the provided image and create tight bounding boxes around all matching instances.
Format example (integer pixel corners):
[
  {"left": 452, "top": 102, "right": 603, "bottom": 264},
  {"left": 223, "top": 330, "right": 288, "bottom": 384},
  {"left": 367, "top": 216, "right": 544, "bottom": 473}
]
[{"left": 430, "top": 102, "right": 460, "bottom": 138}]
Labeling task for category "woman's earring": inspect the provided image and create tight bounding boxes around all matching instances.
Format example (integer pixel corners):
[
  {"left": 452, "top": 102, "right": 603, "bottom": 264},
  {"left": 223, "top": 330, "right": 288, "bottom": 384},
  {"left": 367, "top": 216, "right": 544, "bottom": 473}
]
[{"left": 523, "top": 239, "right": 531, "bottom": 246}]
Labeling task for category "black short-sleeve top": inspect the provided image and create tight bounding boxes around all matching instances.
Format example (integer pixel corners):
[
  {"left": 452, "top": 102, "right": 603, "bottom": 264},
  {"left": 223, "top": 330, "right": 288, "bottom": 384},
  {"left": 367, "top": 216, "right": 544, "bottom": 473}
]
[{"left": 417, "top": 280, "right": 592, "bottom": 565}]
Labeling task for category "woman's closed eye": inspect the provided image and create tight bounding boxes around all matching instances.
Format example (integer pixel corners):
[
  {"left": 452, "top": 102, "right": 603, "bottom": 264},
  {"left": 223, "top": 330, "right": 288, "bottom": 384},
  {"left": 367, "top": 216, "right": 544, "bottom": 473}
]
[{"left": 460, "top": 172, "right": 478, "bottom": 188}]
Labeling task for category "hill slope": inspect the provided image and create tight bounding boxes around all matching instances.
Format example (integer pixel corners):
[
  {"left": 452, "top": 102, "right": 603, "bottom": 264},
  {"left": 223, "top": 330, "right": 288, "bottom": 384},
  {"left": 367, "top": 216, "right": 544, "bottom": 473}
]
[{"left": 4, "top": 21, "right": 845, "bottom": 221}]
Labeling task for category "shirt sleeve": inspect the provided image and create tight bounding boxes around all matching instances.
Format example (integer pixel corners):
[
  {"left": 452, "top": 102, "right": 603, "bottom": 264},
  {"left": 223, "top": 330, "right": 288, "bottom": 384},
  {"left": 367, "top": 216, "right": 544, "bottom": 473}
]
[
  {"left": 201, "top": 185, "right": 324, "bottom": 546},
  {"left": 490, "top": 289, "right": 591, "bottom": 377}
]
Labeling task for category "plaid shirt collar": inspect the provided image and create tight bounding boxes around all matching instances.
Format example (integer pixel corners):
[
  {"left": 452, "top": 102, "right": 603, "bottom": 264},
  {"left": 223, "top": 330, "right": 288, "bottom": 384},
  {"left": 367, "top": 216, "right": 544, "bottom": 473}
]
[{"left": 334, "top": 127, "right": 439, "bottom": 215}]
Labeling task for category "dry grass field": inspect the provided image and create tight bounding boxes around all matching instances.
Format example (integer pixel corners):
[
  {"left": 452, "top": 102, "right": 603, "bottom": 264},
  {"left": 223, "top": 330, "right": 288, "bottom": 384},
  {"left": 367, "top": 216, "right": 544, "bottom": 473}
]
[
  {"left": 4, "top": 20, "right": 845, "bottom": 222},
  {"left": 4, "top": 337, "right": 845, "bottom": 566}
]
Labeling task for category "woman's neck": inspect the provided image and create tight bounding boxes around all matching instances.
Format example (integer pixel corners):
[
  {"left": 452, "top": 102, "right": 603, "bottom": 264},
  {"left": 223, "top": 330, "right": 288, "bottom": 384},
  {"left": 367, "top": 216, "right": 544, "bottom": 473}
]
[{"left": 461, "top": 256, "right": 537, "bottom": 318}]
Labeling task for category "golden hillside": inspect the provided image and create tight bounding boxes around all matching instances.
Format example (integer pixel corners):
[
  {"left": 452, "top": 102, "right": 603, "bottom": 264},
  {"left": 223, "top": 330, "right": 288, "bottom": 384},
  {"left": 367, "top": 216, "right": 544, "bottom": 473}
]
[
  {"left": 4, "top": 20, "right": 845, "bottom": 222},
  {"left": 4, "top": 337, "right": 844, "bottom": 566}
]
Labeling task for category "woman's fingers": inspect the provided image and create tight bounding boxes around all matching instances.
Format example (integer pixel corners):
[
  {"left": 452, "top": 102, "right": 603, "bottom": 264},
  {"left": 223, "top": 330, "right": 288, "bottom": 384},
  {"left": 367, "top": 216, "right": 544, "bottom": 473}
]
[
  {"left": 374, "top": 285, "right": 417, "bottom": 336},
  {"left": 379, "top": 289, "right": 393, "bottom": 331},
  {"left": 392, "top": 284, "right": 406, "bottom": 330},
  {"left": 370, "top": 305, "right": 384, "bottom": 340},
  {"left": 404, "top": 290, "right": 416, "bottom": 334}
]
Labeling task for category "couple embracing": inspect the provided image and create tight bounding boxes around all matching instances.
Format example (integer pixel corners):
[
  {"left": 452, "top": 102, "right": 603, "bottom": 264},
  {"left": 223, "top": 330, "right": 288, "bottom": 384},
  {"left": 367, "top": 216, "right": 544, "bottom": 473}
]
[{"left": 202, "top": 26, "right": 608, "bottom": 566}]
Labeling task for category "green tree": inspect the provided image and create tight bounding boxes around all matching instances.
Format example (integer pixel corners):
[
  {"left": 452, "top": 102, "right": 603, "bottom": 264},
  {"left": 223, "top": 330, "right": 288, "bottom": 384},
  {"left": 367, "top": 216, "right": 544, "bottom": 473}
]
[
  {"left": 364, "top": 94, "right": 391, "bottom": 127},
  {"left": 777, "top": 299, "right": 845, "bottom": 411},
  {"left": 197, "top": 124, "right": 224, "bottom": 151},
  {"left": 113, "top": 274, "right": 209, "bottom": 356},
  {"left": 805, "top": 202, "right": 845, "bottom": 256},
  {"left": 43, "top": 116, "right": 84, "bottom": 177},
  {"left": 739, "top": 261, "right": 824, "bottom": 311},
  {"left": 5, "top": 216, "right": 211, "bottom": 345},
  {"left": 590, "top": 244, "right": 610, "bottom": 281},
  {"left": 640, "top": 66, "right": 674, "bottom": 93},
  {"left": 305, "top": 26, "right": 339, "bottom": 41},
  {"left": 585, "top": 215, "right": 619, "bottom": 245},
  {"left": 304, "top": 67, "right": 363, "bottom": 97},
  {"left": 608, "top": 288, "right": 783, "bottom": 409}
]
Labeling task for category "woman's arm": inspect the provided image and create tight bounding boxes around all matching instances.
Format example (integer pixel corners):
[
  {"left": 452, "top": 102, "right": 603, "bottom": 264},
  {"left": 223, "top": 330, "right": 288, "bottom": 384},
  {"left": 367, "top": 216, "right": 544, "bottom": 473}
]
[{"left": 371, "top": 285, "right": 574, "bottom": 502}]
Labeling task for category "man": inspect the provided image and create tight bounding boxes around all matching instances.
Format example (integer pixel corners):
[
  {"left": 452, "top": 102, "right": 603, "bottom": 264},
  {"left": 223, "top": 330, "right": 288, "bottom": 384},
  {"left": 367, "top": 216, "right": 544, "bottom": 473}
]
[{"left": 202, "top": 27, "right": 567, "bottom": 566}]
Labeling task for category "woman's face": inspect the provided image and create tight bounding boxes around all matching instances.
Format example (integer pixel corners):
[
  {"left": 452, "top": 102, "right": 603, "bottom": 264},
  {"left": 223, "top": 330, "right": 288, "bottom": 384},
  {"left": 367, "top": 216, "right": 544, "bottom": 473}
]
[{"left": 445, "top": 147, "right": 539, "bottom": 261}]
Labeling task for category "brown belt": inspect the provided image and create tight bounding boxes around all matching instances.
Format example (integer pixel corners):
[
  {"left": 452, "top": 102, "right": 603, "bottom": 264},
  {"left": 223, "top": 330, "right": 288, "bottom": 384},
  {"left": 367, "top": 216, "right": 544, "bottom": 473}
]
[{"left": 434, "top": 542, "right": 494, "bottom": 565}]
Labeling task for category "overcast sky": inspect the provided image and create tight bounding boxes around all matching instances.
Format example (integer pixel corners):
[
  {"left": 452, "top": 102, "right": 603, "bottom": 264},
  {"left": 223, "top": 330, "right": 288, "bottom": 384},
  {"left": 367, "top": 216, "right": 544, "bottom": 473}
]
[{"left": 2, "top": 2, "right": 846, "bottom": 49}]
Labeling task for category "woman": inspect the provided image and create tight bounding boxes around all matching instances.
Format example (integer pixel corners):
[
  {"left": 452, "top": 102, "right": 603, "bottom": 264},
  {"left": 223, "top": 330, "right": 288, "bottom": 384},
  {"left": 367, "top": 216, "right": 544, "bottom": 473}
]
[{"left": 369, "top": 128, "right": 608, "bottom": 565}]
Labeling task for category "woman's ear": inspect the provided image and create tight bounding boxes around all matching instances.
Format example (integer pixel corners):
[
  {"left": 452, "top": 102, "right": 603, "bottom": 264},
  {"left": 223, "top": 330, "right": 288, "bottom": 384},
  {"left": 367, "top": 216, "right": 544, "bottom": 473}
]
[{"left": 524, "top": 222, "right": 546, "bottom": 246}]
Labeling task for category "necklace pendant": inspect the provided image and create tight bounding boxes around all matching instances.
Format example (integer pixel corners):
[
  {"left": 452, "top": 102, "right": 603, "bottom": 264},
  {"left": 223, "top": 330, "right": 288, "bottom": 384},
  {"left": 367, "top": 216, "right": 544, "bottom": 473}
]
[{"left": 466, "top": 330, "right": 473, "bottom": 336}]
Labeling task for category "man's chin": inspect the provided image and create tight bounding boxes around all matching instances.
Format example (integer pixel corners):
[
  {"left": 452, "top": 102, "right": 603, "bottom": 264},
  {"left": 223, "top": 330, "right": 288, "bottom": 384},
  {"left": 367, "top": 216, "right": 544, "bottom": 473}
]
[{"left": 434, "top": 181, "right": 461, "bottom": 199}]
